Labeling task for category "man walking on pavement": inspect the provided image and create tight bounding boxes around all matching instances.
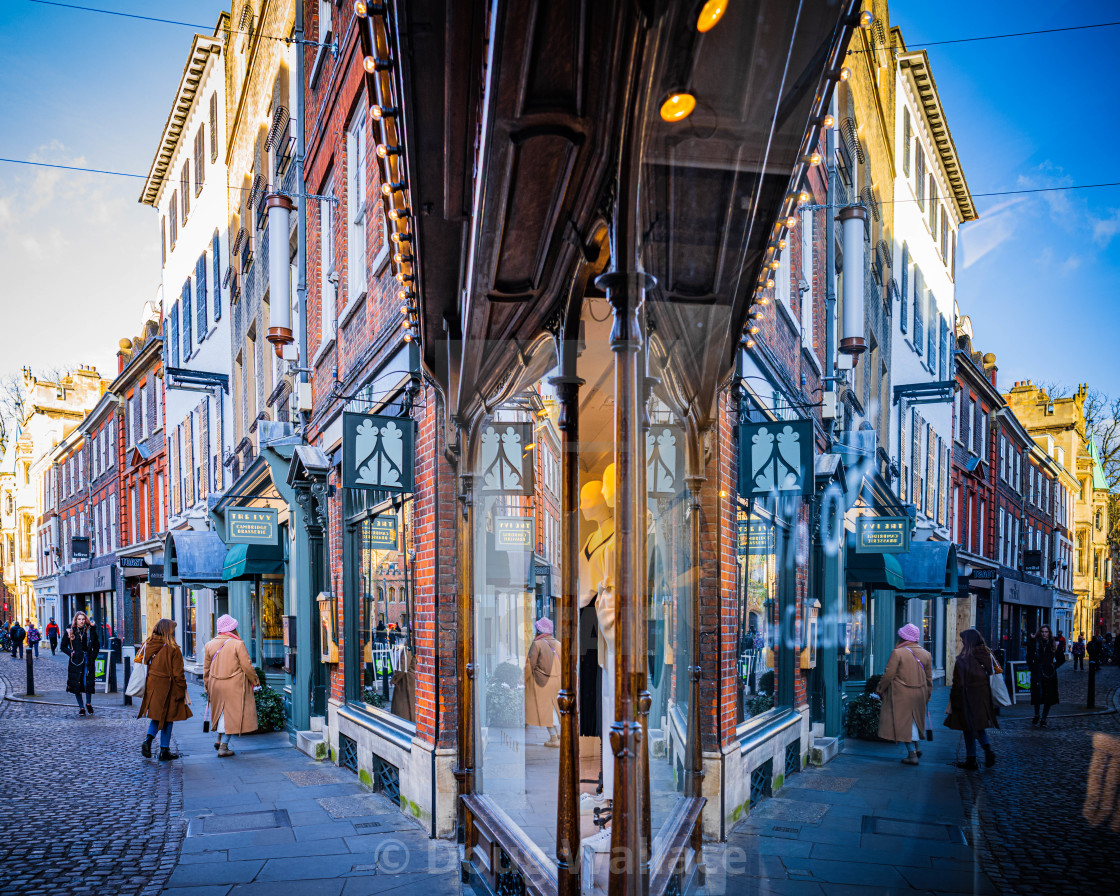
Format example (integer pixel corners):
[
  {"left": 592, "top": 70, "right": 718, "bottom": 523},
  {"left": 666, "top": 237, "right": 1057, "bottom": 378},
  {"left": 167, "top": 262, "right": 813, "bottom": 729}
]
[
  {"left": 1087, "top": 634, "right": 1103, "bottom": 671},
  {"left": 9, "top": 620, "right": 24, "bottom": 659},
  {"left": 45, "top": 618, "right": 59, "bottom": 655},
  {"left": 1072, "top": 635, "right": 1086, "bottom": 670},
  {"left": 26, "top": 622, "right": 41, "bottom": 658}
]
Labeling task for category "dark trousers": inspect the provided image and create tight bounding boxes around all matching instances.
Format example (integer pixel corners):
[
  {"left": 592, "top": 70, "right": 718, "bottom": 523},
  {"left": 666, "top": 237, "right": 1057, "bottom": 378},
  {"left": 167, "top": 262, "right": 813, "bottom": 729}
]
[
  {"left": 963, "top": 728, "right": 991, "bottom": 758},
  {"left": 11, "top": 643, "right": 22, "bottom": 659},
  {"left": 1074, "top": 655, "right": 1084, "bottom": 670},
  {"left": 49, "top": 637, "right": 57, "bottom": 655}
]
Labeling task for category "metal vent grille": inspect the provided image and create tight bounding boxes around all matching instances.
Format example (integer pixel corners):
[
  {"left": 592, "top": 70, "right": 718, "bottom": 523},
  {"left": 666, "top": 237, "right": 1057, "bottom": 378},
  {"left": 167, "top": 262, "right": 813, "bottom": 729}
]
[
  {"left": 785, "top": 741, "right": 801, "bottom": 778},
  {"left": 339, "top": 733, "right": 358, "bottom": 774},
  {"left": 750, "top": 759, "right": 773, "bottom": 804},
  {"left": 372, "top": 755, "right": 401, "bottom": 804}
]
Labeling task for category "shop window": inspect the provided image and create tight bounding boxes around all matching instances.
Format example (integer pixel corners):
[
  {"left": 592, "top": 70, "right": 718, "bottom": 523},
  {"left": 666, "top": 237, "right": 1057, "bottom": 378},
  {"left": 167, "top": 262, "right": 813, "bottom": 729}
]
[
  {"left": 470, "top": 320, "right": 689, "bottom": 861},
  {"left": 345, "top": 484, "right": 416, "bottom": 726},
  {"left": 844, "top": 589, "right": 872, "bottom": 681},
  {"left": 735, "top": 502, "right": 780, "bottom": 721},
  {"left": 182, "top": 589, "right": 197, "bottom": 660},
  {"left": 255, "top": 578, "right": 285, "bottom": 677}
]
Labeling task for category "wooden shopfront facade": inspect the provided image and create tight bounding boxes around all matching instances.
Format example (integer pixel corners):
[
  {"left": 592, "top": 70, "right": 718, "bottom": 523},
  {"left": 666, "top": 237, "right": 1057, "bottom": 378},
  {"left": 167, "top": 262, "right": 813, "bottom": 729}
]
[{"left": 357, "top": 2, "right": 862, "bottom": 893}]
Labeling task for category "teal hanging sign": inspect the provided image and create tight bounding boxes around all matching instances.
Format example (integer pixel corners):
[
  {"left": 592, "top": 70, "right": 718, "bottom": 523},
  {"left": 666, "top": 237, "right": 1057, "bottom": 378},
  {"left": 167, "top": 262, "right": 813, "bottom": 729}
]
[
  {"left": 855, "top": 516, "right": 910, "bottom": 554},
  {"left": 343, "top": 413, "right": 416, "bottom": 492},
  {"left": 737, "top": 419, "right": 815, "bottom": 498},
  {"left": 365, "top": 515, "right": 399, "bottom": 550},
  {"left": 228, "top": 508, "right": 278, "bottom": 545},
  {"left": 495, "top": 516, "right": 533, "bottom": 550}
]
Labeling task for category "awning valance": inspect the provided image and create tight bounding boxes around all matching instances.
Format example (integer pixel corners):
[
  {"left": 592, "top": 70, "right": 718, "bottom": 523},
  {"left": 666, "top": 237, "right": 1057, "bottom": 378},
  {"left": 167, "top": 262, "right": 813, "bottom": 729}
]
[
  {"left": 222, "top": 543, "right": 284, "bottom": 581},
  {"left": 896, "top": 541, "right": 958, "bottom": 599},
  {"left": 164, "top": 531, "right": 228, "bottom": 587},
  {"left": 846, "top": 550, "right": 905, "bottom": 590}
]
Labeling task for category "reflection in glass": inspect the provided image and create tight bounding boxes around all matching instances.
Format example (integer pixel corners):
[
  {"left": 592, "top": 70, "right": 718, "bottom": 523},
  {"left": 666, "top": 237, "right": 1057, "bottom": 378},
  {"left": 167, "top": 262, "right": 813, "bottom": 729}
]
[
  {"left": 736, "top": 506, "right": 779, "bottom": 722},
  {"left": 355, "top": 500, "right": 416, "bottom": 722}
]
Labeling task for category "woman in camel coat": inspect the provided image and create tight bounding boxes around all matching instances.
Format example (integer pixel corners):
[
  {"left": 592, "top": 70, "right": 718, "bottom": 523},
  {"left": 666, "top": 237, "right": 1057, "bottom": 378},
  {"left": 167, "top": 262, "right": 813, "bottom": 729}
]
[
  {"left": 138, "top": 618, "right": 192, "bottom": 761},
  {"left": 524, "top": 617, "right": 561, "bottom": 747},
  {"left": 203, "top": 615, "right": 260, "bottom": 757},
  {"left": 876, "top": 623, "right": 933, "bottom": 765}
]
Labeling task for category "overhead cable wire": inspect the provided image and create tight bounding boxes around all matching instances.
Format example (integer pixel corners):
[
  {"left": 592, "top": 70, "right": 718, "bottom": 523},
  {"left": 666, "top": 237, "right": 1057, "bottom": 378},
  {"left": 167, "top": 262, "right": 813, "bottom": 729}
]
[
  {"left": 3, "top": 157, "right": 1117, "bottom": 208},
  {"left": 847, "top": 19, "right": 1120, "bottom": 53},
  {"left": 25, "top": 0, "right": 331, "bottom": 47},
  {"left": 0, "top": 158, "right": 336, "bottom": 203}
]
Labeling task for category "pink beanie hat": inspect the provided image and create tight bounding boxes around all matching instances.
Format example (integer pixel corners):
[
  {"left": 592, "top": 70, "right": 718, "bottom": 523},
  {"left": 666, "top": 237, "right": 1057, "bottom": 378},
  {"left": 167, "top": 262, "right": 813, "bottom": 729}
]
[
  {"left": 535, "top": 617, "right": 554, "bottom": 635},
  {"left": 897, "top": 623, "right": 922, "bottom": 643},
  {"left": 217, "top": 614, "right": 239, "bottom": 634}
]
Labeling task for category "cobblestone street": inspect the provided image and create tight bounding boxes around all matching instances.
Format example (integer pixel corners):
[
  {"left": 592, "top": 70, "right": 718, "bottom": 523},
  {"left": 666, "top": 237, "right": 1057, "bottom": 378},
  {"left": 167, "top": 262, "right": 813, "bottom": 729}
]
[
  {"left": 1, "top": 654, "right": 1117, "bottom": 895},
  {"left": 0, "top": 653, "right": 183, "bottom": 895}
]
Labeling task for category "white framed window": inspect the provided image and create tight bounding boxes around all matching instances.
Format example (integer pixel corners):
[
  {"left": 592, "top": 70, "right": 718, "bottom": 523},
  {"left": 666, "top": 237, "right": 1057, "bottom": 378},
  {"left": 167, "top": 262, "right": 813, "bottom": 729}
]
[
  {"left": 346, "top": 106, "right": 368, "bottom": 302},
  {"left": 154, "top": 380, "right": 163, "bottom": 432},
  {"left": 319, "top": 173, "right": 337, "bottom": 341},
  {"left": 801, "top": 211, "right": 814, "bottom": 347}
]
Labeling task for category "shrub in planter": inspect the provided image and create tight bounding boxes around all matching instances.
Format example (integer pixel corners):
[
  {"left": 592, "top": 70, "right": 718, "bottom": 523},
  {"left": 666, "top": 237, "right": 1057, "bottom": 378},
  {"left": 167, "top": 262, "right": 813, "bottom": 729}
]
[
  {"left": 254, "top": 685, "right": 286, "bottom": 733},
  {"left": 844, "top": 693, "right": 882, "bottom": 740},
  {"left": 864, "top": 674, "right": 882, "bottom": 696},
  {"left": 745, "top": 693, "right": 774, "bottom": 717},
  {"left": 485, "top": 662, "right": 524, "bottom": 727},
  {"left": 757, "top": 670, "right": 775, "bottom": 696},
  {"left": 361, "top": 686, "right": 388, "bottom": 709}
]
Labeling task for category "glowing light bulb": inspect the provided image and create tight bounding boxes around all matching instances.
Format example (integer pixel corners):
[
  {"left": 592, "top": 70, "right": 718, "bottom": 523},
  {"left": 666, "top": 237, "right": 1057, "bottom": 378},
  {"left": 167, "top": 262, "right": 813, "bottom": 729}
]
[
  {"left": 859, "top": 10, "right": 873, "bottom": 29},
  {"left": 355, "top": 1, "right": 367, "bottom": 16},
  {"left": 363, "top": 56, "right": 376, "bottom": 73},
  {"left": 799, "top": 190, "right": 810, "bottom": 203},
  {"left": 696, "top": 1, "right": 726, "bottom": 33},
  {"left": 659, "top": 92, "right": 696, "bottom": 123},
  {"left": 840, "top": 67, "right": 851, "bottom": 82},
  {"left": 823, "top": 114, "right": 835, "bottom": 128}
]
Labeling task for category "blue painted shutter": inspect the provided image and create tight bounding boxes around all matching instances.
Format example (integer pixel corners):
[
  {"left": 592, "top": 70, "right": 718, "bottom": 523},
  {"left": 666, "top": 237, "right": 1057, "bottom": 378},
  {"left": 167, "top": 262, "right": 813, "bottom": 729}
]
[
  {"left": 196, "top": 253, "right": 207, "bottom": 339},
  {"left": 939, "top": 317, "right": 949, "bottom": 380},
  {"left": 913, "top": 268, "right": 923, "bottom": 354},
  {"left": 169, "top": 303, "right": 179, "bottom": 367},
  {"left": 927, "top": 296, "right": 937, "bottom": 364},
  {"left": 181, "top": 279, "right": 192, "bottom": 358},
  {"left": 899, "top": 243, "right": 908, "bottom": 334},
  {"left": 212, "top": 231, "right": 222, "bottom": 320}
]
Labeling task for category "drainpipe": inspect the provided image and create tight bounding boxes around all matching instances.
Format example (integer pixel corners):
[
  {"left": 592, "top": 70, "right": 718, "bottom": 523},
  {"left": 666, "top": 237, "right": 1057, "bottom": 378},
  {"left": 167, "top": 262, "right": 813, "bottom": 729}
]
[
  {"left": 295, "top": 0, "right": 309, "bottom": 409},
  {"left": 824, "top": 109, "right": 837, "bottom": 384}
]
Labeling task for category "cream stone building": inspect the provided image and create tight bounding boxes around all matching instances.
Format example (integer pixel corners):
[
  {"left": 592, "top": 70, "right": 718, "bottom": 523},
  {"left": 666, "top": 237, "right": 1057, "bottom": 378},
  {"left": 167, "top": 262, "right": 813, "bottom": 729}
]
[{"left": 1005, "top": 383, "right": 1110, "bottom": 638}]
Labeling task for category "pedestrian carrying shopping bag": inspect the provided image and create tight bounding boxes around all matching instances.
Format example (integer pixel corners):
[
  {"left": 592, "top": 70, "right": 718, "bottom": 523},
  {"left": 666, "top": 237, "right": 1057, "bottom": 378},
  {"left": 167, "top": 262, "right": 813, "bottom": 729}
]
[
  {"left": 125, "top": 647, "right": 148, "bottom": 698},
  {"left": 987, "top": 649, "right": 1012, "bottom": 707}
]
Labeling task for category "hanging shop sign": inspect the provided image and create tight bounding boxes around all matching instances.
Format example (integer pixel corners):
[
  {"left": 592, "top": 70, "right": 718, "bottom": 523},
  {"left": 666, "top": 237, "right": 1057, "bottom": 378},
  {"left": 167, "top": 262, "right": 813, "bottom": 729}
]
[
  {"left": 737, "top": 419, "right": 815, "bottom": 498},
  {"left": 71, "top": 536, "right": 90, "bottom": 559},
  {"left": 364, "top": 514, "right": 400, "bottom": 550},
  {"left": 855, "top": 516, "right": 911, "bottom": 554},
  {"left": 148, "top": 564, "right": 165, "bottom": 588},
  {"left": 227, "top": 508, "right": 279, "bottom": 545},
  {"left": 478, "top": 422, "right": 535, "bottom": 495},
  {"left": 736, "top": 516, "right": 774, "bottom": 557},
  {"left": 119, "top": 557, "right": 147, "bottom": 569},
  {"left": 342, "top": 412, "right": 416, "bottom": 492},
  {"left": 494, "top": 516, "right": 534, "bottom": 551},
  {"left": 647, "top": 423, "right": 685, "bottom": 497}
]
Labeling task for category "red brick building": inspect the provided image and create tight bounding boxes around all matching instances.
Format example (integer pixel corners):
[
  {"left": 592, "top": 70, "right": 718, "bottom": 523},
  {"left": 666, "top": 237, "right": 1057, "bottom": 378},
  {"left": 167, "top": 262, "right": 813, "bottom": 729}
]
[
  {"left": 301, "top": 0, "right": 458, "bottom": 835},
  {"left": 111, "top": 315, "right": 168, "bottom": 644}
]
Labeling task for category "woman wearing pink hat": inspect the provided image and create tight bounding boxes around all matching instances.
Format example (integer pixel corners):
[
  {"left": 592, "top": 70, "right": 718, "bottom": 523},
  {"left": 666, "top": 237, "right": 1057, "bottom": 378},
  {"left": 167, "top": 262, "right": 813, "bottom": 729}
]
[
  {"left": 203, "top": 615, "right": 261, "bottom": 757},
  {"left": 875, "top": 623, "right": 933, "bottom": 765},
  {"left": 524, "top": 617, "right": 562, "bottom": 747}
]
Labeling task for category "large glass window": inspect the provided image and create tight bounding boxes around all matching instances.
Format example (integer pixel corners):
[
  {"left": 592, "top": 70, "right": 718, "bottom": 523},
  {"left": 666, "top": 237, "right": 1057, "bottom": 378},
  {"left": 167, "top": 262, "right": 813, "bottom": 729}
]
[
  {"left": 258, "top": 578, "right": 285, "bottom": 678},
  {"left": 182, "top": 589, "right": 197, "bottom": 659},
  {"left": 348, "top": 497, "right": 416, "bottom": 724},
  {"left": 844, "top": 589, "right": 871, "bottom": 681},
  {"left": 735, "top": 504, "right": 779, "bottom": 721}
]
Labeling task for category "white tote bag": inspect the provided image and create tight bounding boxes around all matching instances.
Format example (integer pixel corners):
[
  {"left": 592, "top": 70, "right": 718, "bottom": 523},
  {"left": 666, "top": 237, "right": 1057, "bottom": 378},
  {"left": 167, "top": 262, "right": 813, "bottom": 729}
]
[
  {"left": 125, "top": 647, "right": 148, "bottom": 698},
  {"left": 989, "top": 653, "right": 1012, "bottom": 707}
]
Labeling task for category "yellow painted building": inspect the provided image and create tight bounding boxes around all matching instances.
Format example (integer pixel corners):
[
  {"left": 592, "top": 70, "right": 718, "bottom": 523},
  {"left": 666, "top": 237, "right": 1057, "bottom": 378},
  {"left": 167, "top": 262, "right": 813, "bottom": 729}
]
[{"left": 1005, "top": 382, "right": 1110, "bottom": 638}]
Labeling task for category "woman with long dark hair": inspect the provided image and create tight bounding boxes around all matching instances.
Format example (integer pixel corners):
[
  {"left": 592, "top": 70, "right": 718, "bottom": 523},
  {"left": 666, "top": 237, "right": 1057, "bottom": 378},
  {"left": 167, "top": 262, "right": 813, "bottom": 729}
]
[
  {"left": 945, "top": 628, "right": 1000, "bottom": 770},
  {"left": 1027, "top": 624, "right": 1064, "bottom": 727},
  {"left": 137, "top": 618, "right": 192, "bottom": 761},
  {"left": 60, "top": 611, "right": 99, "bottom": 716}
]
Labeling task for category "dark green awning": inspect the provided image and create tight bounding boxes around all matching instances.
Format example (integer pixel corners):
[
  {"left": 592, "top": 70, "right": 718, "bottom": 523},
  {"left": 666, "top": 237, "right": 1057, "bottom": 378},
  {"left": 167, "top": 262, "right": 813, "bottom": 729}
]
[
  {"left": 896, "top": 541, "right": 958, "bottom": 599},
  {"left": 222, "top": 543, "right": 284, "bottom": 581},
  {"left": 846, "top": 550, "right": 905, "bottom": 590}
]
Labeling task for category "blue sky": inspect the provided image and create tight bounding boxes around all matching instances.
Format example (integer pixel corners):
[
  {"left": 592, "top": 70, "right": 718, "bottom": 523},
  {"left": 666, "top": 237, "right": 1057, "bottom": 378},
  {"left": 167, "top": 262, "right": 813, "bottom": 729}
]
[
  {"left": 890, "top": 1, "right": 1120, "bottom": 396},
  {"left": 0, "top": 1, "right": 1116, "bottom": 399},
  {"left": 0, "top": 0, "right": 227, "bottom": 380}
]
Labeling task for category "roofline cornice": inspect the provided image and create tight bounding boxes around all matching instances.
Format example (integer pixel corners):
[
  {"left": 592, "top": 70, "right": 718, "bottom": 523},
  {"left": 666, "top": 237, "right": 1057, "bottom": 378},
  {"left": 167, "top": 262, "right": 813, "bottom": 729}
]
[
  {"left": 140, "top": 32, "right": 224, "bottom": 208},
  {"left": 899, "top": 50, "right": 978, "bottom": 223}
]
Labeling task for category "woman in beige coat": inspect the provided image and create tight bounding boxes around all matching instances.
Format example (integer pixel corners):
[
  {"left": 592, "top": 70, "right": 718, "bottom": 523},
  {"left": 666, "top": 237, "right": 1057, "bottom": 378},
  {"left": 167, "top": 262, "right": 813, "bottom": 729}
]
[
  {"left": 203, "top": 614, "right": 260, "bottom": 757},
  {"left": 875, "top": 623, "right": 933, "bottom": 765},
  {"left": 524, "top": 617, "right": 561, "bottom": 747}
]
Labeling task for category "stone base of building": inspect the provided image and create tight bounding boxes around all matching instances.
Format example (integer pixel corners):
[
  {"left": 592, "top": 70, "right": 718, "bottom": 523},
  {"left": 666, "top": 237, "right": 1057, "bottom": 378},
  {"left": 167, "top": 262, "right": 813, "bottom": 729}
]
[{"left": 326, "top": 698, "right": 457, "bottom": 837}]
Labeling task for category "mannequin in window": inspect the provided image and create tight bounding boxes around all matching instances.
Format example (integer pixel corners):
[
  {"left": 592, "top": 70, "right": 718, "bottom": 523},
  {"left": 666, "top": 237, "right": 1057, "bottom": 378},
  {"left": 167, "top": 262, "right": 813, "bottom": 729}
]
[{"left": 579, "top": 466, "right": 617, "bottom": 815}]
